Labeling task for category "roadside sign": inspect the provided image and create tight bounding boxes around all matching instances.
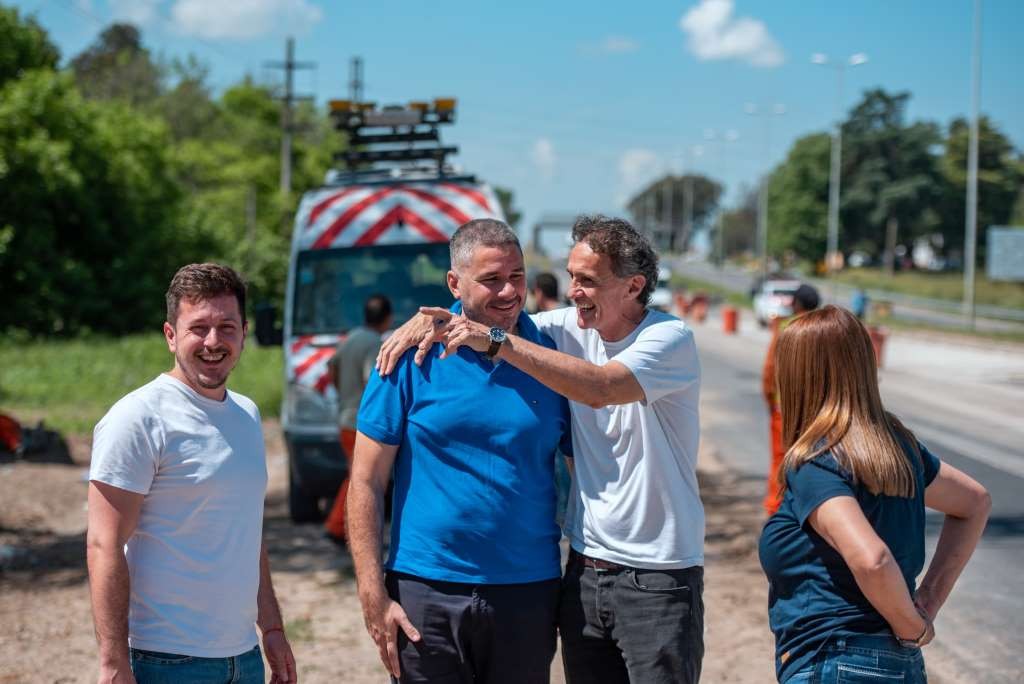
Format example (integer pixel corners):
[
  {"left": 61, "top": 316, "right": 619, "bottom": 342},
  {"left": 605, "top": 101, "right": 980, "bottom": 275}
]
[{"left": 987, "top": 227, "right": 1024, "bottom": 281}]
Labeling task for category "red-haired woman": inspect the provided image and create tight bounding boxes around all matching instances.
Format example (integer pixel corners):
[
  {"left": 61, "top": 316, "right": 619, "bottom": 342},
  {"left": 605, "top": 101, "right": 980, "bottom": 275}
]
[{"left": 759, "top": 305, "right": 990, "bottom": 682}]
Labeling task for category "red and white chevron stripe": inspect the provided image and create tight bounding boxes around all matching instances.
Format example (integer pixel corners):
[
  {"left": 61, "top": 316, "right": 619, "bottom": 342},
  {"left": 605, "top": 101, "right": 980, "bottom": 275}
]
[
  {"left": 295, "top": 182, "right": 502, "bottom": 251},
  {"left": 288, "top": 334, "right": 342, "bottom": 397}
]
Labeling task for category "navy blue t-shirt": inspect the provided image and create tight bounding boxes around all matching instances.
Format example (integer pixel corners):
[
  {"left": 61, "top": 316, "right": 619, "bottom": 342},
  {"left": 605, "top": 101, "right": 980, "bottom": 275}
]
[
  {"left": 758, "top": 439, "right": 941, "bottom": 682},
  {"left": 357, "top": 304, "right": 573, "bottom": 584}
]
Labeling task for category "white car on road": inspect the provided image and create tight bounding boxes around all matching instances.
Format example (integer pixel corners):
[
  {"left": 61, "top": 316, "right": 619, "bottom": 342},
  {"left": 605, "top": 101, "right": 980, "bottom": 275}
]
[{"left": 753, "top": 279, "right": 801, "bottom": 327}]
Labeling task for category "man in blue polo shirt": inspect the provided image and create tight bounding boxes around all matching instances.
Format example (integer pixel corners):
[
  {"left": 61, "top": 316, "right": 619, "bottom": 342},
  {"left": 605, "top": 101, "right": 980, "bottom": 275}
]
[{"left": 346, "top": 219, "right": 572, "bottom": 684}]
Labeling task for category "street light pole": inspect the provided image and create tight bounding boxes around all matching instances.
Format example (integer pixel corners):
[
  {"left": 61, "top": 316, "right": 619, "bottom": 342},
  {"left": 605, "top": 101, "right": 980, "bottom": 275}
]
[
  {"left": 963, "top": 0, "right": 982, "bottom": 329},
  {"left": 813, "top": 52, "right": 868, "bottom": 297},
  {"left": 746, "top": 103, "right": 786, "bottom": 285}
]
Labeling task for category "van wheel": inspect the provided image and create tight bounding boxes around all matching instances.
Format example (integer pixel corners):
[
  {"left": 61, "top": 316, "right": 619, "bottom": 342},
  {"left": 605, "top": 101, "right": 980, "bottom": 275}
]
[{"left": 288, "top": 474, "right": 321, "bottom": 523}]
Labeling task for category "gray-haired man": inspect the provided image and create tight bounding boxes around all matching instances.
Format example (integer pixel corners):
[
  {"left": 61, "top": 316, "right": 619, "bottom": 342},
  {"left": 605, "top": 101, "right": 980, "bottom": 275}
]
[{"left": 380, "top": 215, "right": 705, "bottom": 683}]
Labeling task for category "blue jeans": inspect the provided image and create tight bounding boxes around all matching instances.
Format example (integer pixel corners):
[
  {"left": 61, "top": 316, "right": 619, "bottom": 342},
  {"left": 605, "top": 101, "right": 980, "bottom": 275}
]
[
  {"left": 130, "top": 645, "right": 264, "bottom": 684},
  {"left": 788, "top": 634, "right": 927, "bottom": 683}
]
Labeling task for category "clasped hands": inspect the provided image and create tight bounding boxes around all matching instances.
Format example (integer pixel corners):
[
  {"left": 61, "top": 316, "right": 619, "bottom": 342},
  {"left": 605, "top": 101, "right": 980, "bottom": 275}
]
[{"left": 377, "top": 307, "right": 493, "bottom": 375}]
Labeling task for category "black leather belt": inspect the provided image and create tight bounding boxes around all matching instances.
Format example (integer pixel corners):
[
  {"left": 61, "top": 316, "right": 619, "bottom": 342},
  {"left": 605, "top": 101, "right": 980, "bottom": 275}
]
[{"left": 569, "top": 548, "right": 630, "bottom": 572}]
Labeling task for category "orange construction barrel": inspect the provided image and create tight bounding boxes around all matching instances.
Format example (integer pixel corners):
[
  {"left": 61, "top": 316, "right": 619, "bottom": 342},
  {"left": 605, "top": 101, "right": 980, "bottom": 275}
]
[
  {"left": 867, "top": 326, "right": 888, "bottom": 368},
  {"left": 722, "top": 306, "right": 739, "bottom": 334}
]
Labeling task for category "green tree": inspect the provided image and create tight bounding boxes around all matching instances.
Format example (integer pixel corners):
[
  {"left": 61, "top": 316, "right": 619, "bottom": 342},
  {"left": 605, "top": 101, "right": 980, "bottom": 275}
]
[
  {"left": 719, "top": 187, "right": 759, "bottom": 258},
  {"left": 0, "top": 5, "right": 59, "bottom": 88},
  {"left": 157, "top": 55, "right": 219, "bottom": 141},
  {"left": 70, "top": 23, "right": 163, "bottom": 106},
  {"left": 170, "top": 80, "right": 343, "bottom": 307},
  {"left": 765, "top": 133, "right": 831, "bottom": 262},
  {"left": 939, "top": 117, "right": 1023, "bottom": 262},
  {"left": 841, "top": 90, "right": 944, "bottom": 273},
  {"left": 0, "top": 70, "right": 201, "bottom": 335},
  {"left": 627, "top": 174, "right": 722, "bottom": 252},
  {"left": 494, "top": 186, "right": 522, "bottom": 229}
]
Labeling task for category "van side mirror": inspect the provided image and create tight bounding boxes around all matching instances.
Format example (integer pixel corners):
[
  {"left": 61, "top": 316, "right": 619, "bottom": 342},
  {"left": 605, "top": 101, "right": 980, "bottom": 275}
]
[{"left": 254, "top": 302, "right": 283, "bottom": 346}]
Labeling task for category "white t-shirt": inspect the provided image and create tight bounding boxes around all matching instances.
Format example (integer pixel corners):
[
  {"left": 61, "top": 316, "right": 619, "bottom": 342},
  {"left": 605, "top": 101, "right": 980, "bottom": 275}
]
[
  {"left": 532, "top": 307, "right": 704, "bottom": 569},
  {"left": 89, "top": 374, "right": 268, "bottom": 657}
]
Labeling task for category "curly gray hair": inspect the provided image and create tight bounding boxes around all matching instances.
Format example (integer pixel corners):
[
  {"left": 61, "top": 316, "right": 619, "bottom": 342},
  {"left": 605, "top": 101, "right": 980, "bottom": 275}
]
[{"left": 571, "top": 215, "right": 659, "bottom": 305}]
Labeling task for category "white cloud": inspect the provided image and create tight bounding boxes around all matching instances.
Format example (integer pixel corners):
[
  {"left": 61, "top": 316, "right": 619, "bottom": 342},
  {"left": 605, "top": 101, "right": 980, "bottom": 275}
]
[
  {"left": 170, "top": 0, "right": 323, "bottom": 40},
  {"left": 531, "top": 138, "right": 557, "bottom": 181},
  {"left": 616, "top": 148, "right": 661, "bottom": 206},
  {"left": 110, "top": 0, "right": 160, "bottom": 26},
  {"left": 680, "top": 0, "right": 784, "bottom": 68}
]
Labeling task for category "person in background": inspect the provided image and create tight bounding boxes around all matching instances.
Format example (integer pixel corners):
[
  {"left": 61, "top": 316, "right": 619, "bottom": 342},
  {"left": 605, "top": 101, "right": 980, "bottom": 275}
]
[
  {"left": 761, "top": 283, "right": 820, "bottom": 515},
  {"left": 323, "top": 294, "right": 393, "bottom": 544},
  {"left": 759, "top": 305, "right": 990, "bottom": 683},
  {"left": 851, "top": 287, "right": 869, "bottom": 320},
  {"left": 532, "top": 272, "right": 561, "bottom": 312},
  {"left": 87, "top": 263, "right": 296, "bottom": 684}
]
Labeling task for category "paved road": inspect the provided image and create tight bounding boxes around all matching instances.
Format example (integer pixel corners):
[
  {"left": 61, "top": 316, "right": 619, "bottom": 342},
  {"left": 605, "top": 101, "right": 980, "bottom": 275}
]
[
  {"left": 692, "top": 310, "right": 1024, "bottom": 683},
  {"left": 674, "top": 258, "right": 1024, "bottom": 334}
]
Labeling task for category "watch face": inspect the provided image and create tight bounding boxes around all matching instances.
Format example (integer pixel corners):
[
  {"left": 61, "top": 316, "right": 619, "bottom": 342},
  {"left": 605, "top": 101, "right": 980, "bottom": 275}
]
[{"left": 489, "top": 327, "right": 507, "bottom": 343}]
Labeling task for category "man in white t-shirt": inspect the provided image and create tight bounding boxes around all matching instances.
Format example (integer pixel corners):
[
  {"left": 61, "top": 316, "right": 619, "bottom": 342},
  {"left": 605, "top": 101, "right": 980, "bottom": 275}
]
[
  {"left": 378, "top": 215, "right": 704, "bottom": 683},
  {"left": 86, "top": 263, "right": 296, "bottom": 684}
]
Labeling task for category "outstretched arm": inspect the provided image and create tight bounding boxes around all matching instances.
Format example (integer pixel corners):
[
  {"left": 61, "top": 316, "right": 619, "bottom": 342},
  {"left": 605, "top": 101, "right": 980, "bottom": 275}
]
[{"left": 436, "top": 308, "right": 644, "bottom": 408}]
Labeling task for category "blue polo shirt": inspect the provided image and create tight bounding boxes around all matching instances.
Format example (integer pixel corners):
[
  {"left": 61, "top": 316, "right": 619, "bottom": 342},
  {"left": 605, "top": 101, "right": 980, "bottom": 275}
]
[
  {"left": 758, "top": 440, "right": 940, "bottom": 682},
  {"left": 357, "top": 304, "right": 572, "bottom": 584}
]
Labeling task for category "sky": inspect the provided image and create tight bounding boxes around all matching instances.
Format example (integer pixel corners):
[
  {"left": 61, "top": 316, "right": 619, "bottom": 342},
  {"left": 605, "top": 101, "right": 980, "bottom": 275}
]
[{"left": 12, "top": 0, "right": 1024, "bottom": 249}]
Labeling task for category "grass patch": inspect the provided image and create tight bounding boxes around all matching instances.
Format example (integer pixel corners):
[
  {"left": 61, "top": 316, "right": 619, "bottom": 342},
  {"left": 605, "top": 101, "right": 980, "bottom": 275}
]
[
  {"left": 0, "top": 334, "right": 283, "bottom": 435},
  {"left": 833, "top": 268, "right": 1024, "bottom": 310}
]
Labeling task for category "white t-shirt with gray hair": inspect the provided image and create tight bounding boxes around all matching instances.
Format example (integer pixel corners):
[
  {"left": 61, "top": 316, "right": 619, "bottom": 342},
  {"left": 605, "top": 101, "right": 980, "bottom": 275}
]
[
  {"left": 531, "top": 307, "right": 704, "bottom": 569},
  {"left": 89, "top": 373, "right": 268, "bottom": 657}
]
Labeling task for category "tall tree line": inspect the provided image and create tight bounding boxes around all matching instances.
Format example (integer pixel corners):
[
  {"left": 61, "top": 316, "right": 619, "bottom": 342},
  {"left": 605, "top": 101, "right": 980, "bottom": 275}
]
[
  {"left": 0, "top": 8, "right": 341, "bottom": 336},
  {"left": 766, "top": 89, "right": 1024, "bottom": 267}
]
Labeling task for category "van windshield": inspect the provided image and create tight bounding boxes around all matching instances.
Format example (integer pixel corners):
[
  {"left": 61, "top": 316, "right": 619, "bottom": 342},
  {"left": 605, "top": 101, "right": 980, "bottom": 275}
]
[{"left": 292, "top": 243, "right": 453, "bottom": 335}]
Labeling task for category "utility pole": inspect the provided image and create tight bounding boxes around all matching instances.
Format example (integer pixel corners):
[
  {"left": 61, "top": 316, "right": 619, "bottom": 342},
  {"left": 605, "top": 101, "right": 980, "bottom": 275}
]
[
  {"left": 349, "top": 56, "right": 364, "bottom": 101},
  {"left": 265, "top": 37, "right": 315, "bottom": 197},
  {"left": 745, "top": 103, "right": 786, "bottom": 284},
  {"left": 663, "top": 172, "right": 674, "bottom": 252},
  {"left": 963, "top": 0, "right": 982, "bottom": 329},
  {"left": 813, "top": 52, "right": 868, "bottom": 297}
]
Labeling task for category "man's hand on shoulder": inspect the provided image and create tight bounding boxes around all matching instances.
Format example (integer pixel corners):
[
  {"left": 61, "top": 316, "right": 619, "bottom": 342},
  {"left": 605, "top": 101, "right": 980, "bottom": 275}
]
[
  {"left": 436, "top": 312, "right": 491, "bottom": 358},
  {"left": 262, "top": 629, "right": 297, "bottom": 683},
  {"left": 359, "top": 587, "right": 421, "bottom": 678},
  {"left": 376, "top": 309, "right": 453, "bottom": 376}
]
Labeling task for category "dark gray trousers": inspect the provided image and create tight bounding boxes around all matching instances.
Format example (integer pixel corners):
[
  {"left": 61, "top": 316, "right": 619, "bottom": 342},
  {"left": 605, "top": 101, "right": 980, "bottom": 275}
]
[
  {"left": 386, "top": 571, "right": 560, "bottom": 684},
  {"left": 559, "top": 551, "right": 705, "bottom": 684}
]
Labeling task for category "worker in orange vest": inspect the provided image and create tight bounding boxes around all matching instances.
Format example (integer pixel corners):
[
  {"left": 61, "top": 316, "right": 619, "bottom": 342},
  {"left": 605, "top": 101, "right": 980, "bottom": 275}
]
[{"left": 761, "top": 283, "right": 820, "bottom": 515}]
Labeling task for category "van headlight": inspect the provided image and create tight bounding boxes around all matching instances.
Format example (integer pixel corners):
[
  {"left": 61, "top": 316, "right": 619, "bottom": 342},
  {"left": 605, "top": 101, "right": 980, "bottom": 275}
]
[{"left": 285, "top": 383, "right": 335, "bottom": 426}]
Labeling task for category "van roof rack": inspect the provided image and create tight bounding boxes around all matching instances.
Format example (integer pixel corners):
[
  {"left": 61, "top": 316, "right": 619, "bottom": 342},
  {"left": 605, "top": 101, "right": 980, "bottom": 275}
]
[{"left": 328, "top": 98, "right": 461, "bottom": 175}]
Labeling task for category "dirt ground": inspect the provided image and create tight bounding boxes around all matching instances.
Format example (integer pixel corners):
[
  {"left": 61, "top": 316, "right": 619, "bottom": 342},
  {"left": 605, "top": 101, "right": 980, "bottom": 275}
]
[{"left": 1, "top": 420, "right": 776, "bottom": 683}]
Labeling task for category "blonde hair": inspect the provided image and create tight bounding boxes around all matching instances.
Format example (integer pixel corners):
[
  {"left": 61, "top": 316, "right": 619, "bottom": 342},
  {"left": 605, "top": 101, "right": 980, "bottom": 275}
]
[{"left": 775, "top": 305, "right": 918, "bottom": 497}]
